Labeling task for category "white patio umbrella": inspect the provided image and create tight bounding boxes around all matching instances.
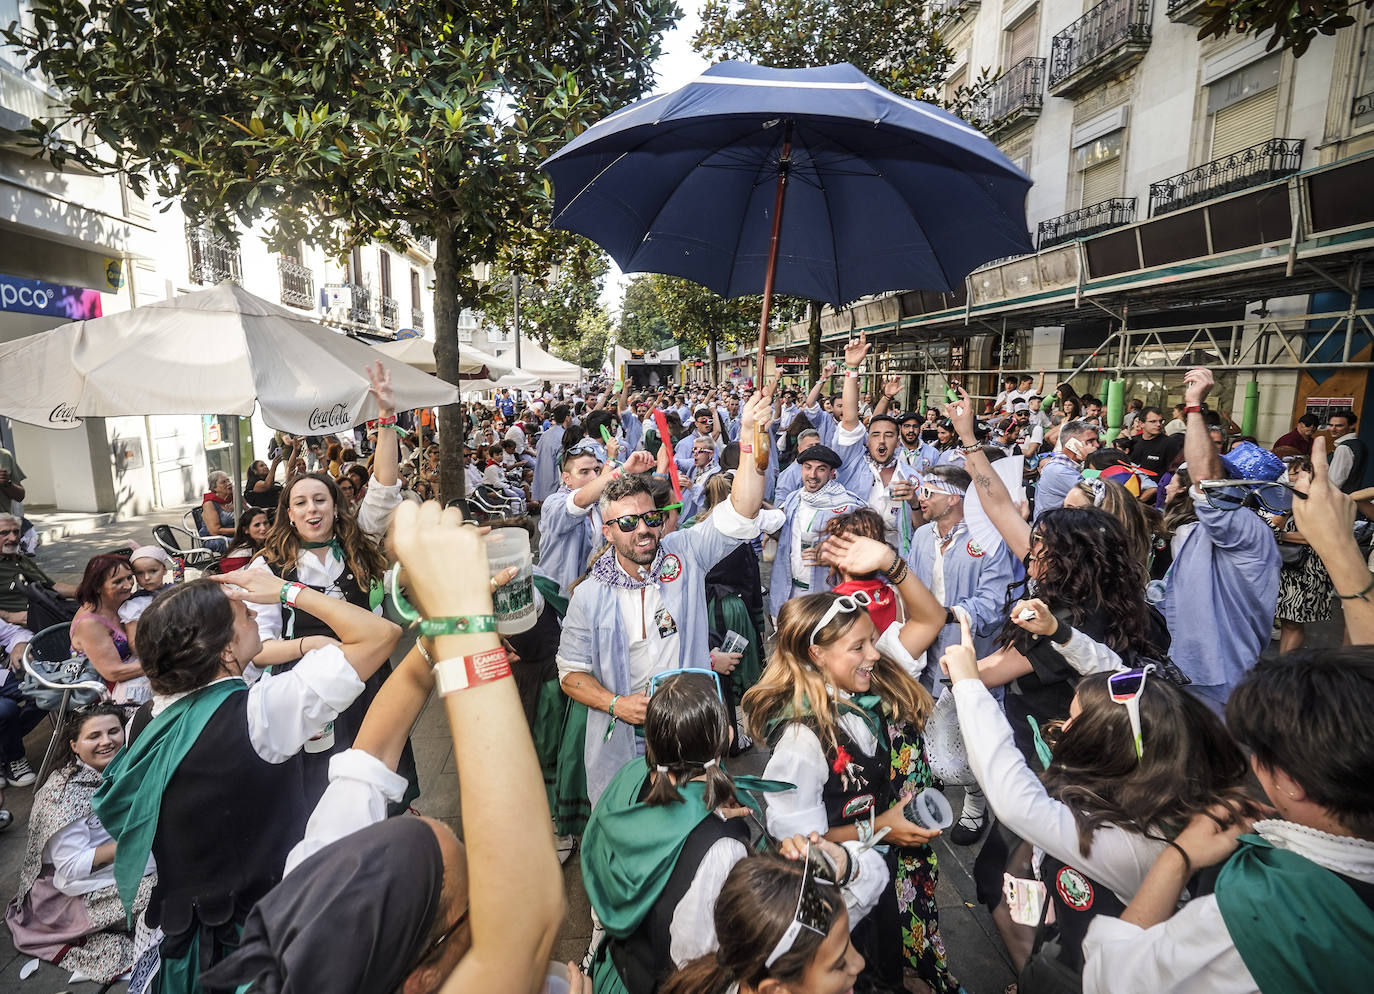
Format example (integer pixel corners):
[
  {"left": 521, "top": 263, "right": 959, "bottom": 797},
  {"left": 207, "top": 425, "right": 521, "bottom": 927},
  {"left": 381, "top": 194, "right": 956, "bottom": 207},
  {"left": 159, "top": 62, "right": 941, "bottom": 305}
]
[
  {"left": 374, "top": 336, "right": 515, "bottom": 379},
  {"left": 0, "top": 283, "right": 460, "bottom": 512},
  {"left": 509, "top": 338, "right": 585, "bottom": 384}
]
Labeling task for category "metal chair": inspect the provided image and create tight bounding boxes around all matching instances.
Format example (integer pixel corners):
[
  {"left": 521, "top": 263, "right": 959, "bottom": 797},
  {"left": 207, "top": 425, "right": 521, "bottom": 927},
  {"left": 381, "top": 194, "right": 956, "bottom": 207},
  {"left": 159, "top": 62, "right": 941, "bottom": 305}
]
[
  {"left": 19, "top": 623, "right": 109, "bottom": 785},
  {"left": 153, "top": 521, "right": 223, "bottom": 573}
]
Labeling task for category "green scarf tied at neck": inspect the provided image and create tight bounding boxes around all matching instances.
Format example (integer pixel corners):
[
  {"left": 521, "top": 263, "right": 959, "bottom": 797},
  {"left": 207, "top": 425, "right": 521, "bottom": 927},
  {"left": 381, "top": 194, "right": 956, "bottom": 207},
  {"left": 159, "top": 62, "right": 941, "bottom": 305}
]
[
  {"left": 301, "top": 538, "right": 384, "bottom": 609},
  {"left": 93, "top": 680, "right": 246, "bottom": 918},
  {"left": 580, "top": 760, "right": 792, "bottom": 938},
  {"left": 1215, "top": 833, "right": 1374, "bottom": 993}
]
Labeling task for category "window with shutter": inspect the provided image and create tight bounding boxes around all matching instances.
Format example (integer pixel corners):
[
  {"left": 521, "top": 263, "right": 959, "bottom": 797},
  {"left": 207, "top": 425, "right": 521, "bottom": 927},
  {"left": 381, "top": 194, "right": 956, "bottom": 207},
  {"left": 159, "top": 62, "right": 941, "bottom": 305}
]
[
  {"left": 1008, "top": 10, "right": 1039, "bottom": 66},
  {"left": 1211, "top": 86, "right": 1278, "bottom": 159},
  {"left": 1081, "top": 157, "right": 1122, "bottom": 207}
]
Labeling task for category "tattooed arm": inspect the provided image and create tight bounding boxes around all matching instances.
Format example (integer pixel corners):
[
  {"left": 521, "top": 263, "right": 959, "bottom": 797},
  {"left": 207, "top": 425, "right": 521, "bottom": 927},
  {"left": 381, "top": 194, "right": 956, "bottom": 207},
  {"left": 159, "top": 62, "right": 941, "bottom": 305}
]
[{"left": 945, "top": 388, "right": 1033, "bottom": 561}]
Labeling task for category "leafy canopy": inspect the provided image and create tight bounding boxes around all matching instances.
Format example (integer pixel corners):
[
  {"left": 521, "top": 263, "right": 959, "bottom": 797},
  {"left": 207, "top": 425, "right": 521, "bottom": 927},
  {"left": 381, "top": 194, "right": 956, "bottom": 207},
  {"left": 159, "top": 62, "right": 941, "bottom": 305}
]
[{"left": 1194, "top": 0, "right": 1374, "bottom": 57}]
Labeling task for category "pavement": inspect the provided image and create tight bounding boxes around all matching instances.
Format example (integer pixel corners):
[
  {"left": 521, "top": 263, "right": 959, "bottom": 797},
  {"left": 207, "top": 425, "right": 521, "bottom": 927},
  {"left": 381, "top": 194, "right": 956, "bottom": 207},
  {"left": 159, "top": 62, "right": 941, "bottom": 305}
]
[{"left": 0, "top": 504, "right": 1351, "bottom": 992}]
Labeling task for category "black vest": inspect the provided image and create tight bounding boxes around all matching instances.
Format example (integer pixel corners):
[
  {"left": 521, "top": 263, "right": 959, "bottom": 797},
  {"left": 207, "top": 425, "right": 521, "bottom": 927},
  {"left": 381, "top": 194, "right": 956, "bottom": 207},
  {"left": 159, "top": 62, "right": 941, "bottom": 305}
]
[
  {"left": 1032, "top": 855, "right": 1128, "bottom": 976},
  {"left": 129, "top": 692, "right": 308, "bottom": 953},
  {"left": 607, "top": 811, "right": 750, "bottom": 994},
  {"left": 1337, "top": 437, "right": 1368, "bottom": 494}
]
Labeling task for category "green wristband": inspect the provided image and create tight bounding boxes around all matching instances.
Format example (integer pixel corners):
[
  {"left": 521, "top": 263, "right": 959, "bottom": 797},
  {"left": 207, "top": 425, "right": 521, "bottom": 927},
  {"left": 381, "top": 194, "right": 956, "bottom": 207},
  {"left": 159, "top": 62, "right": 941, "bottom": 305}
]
[{"left": 417, "top": 615, "right": 498, "bottom": 637}]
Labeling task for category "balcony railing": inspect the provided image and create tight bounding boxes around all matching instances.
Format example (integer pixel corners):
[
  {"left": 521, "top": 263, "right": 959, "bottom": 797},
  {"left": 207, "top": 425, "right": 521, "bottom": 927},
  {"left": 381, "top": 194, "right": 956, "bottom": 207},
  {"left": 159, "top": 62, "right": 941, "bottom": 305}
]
[
  {"left": 277, "top": 257, "right": 315, "bottom": 309},
  {"left": 1037, "top": 197, "right": 1136, "bottom": 249},
  {"left": 973, "top": 58, "right": 1045, "bottom": 134},
  {"left": 380, "top": 295, "right": 399, "bottom": 330},
  {"left": 343, "top": 283, "right": 374, "bottom": 325},
  {"left": 1165, "top": 0, "right": 1211, "bottom": 25},
  {"left": 1049, "top": 0, "right": 1151, "bottom": 95},
  {"left": 411, "top": 306, "right": 425, "bottom": 330},
  {"left": 1147, "top": 138, "right": 1304, "bottom": 217},
  {"left": 186, "top": 226, "right": 242, "bottom": 285}
]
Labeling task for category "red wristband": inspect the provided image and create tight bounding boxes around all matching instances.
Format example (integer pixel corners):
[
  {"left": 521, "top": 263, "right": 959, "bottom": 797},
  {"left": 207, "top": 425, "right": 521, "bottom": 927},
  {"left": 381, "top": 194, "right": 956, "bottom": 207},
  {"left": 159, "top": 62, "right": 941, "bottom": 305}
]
[
  {"left": 375, "top": 414, "right": 398, "bottom": 426},
  {"left": 1183, "top": 405, "right": 1202, "bottom": 415},
  {"left": 434, "top": 647, "right": 511, "bottom": 695},
  {"left": 739, "top": 443, "right": 754, "bottom": 453}
]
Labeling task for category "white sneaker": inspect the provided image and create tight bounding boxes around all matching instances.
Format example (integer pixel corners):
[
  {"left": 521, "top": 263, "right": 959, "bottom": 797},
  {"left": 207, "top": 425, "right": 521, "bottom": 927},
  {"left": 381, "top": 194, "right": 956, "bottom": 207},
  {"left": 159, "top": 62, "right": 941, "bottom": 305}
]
[
  {"left": 581, "top": 920, "right": 606, "bottom": 973},
  {"left": 555, "top": 834, "right": 576, "bottom": 865},
  {"left": 5, "top": 757, "right": 35, "bottom": 788}
]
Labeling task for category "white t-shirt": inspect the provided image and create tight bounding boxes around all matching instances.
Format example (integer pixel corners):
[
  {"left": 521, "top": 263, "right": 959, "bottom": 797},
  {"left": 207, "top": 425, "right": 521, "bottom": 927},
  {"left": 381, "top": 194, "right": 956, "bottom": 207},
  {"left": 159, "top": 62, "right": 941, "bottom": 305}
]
[{"left": 611, "top": 561, "right": 681, "bottom": 693}]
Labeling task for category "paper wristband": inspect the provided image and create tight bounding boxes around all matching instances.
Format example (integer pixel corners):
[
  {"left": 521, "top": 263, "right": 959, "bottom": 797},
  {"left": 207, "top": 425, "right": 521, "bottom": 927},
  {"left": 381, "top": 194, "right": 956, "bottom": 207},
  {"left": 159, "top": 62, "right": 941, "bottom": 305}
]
[
  {"left": 434, "top": 647, "right": 512, "bottom": 695},
  {"left": 280, "top": 582, "right": 307, "bottom": 606}
]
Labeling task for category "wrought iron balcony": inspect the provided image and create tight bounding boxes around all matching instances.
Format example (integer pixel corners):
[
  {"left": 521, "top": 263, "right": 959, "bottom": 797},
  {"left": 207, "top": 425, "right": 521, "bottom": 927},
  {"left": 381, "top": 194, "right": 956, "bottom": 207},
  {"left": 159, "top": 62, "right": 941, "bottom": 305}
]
[
  {"left": 380, "top": 295, "right": 399, "bottom": 330},
  {"left": 973, "top": 58, "right": 1045, "bottom": 135},
  {"left": 1037, "top": 197, "right": 1136, "bottom": 249},
  {"left": 1049, "top": 0, "right": 1151, "bottom": 98},
  {"left": 411, "top": 306, "right": 425, "bottom": 330},
  {"left": 1147, "top": 138, "right": 1304, "bottom": 217},
  {"left": 277, "top": 257, "right": 315, "bottom": 309},
  {"left": 1165, "top": 0, "right": 1212, "bottom": 26},
  {"left": 186, "top": 225, "right": 242, "bottom": 285}
]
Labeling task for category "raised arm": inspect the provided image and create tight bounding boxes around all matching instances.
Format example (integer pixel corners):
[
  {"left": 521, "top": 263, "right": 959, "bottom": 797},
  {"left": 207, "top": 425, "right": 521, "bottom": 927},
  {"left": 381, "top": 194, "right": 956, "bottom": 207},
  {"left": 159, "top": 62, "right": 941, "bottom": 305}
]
[
  {"left": 389, "top": 502, "right": 563, "bottom": 993},
  {"left": 823, "top": 532, "right": 946, "bottom": 658},
  {"left": 947, "top": 388, "right": 1032, "bottom": 561},
  {"left": 872, "top": 376, "right": 901, "bottom": 417},
  {"left": 840, "top": 332, "right": 869, "bottom": 432},
  {"left": 1293, "top": 436, "right": 1374, "bottom": 643},
  {"left": 804, "top": 363, "right": 836, "bottom": 410},
  {"left": 366, "top": 362, "right": 400, "bottom": 488},
  {"left": 1181, "top": 368, "right": 1223, "bottom": 483},
  {"left": 729, "top": 386, "right": 773, "bottom": 519}
]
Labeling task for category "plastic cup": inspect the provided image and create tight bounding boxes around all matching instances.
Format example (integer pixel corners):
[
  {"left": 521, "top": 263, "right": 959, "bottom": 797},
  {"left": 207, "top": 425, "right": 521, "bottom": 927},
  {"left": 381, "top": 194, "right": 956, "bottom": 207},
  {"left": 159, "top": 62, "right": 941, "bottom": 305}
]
[
  {"left": 721, "top": 630, "right": 748, "bottom": 655},
  {"left": 904, "top": 787, "right": 954, "bottom": 831},
  {"left": 486, "top": 528, "right": 536, "bottom": 635}
]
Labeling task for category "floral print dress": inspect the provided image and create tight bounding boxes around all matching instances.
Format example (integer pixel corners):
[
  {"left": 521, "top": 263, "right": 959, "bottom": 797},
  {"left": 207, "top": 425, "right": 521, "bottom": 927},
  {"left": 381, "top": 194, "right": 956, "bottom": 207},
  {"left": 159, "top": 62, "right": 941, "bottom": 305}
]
[{"left": 889, "top": 720, "right": 965, "bottom": 994}]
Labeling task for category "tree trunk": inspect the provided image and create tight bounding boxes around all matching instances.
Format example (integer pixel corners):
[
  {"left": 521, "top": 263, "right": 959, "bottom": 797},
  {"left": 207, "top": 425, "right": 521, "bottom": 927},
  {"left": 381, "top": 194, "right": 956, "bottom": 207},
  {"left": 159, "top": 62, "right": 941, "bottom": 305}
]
[
  {"left": 431, "top": 218, "right": 467, "bottom": 504},
  {"left": 806, "top": 300, "right": 822, "bottom": 383},
  {"left": 707, "top": 328, "right": 719, "bottom": 386}
]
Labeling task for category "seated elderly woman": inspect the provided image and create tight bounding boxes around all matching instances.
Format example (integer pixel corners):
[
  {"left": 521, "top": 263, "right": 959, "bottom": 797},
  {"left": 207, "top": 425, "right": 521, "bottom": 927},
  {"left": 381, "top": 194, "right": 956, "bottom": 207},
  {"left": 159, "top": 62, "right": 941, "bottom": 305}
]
[
  {"left": 198, "top": 471, "right": 236, "bottom": 553},
  {"left": 70, "top": 554, "right": 150, "bottom": 705},
  {"left": 5, "top": 702, "right": 156, "bottom": 984}
]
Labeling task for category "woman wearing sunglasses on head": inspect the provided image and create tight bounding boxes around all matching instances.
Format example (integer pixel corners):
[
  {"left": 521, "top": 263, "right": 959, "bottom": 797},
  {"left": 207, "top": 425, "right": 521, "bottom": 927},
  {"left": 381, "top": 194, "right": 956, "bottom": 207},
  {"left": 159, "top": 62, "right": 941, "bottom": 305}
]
[
  {"left": 579, "top": 670, "right": 885, "bottom": 994},
  {"left": 745, "top": 533, "right": 960, "bottom": 993},
  {"left": 939, "top": 612, "right": 1252, "bottom": 992}
]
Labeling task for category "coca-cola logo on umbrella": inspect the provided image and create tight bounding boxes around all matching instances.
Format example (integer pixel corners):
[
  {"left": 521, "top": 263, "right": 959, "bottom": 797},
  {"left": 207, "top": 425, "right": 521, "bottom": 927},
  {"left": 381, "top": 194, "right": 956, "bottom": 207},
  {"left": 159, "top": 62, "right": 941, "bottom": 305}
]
[
  {"left": 49, "top": 402, "right": 79, "bottom": 424},
  {"left": 308, "top": 403, "right": 351, "bottom": 430}
]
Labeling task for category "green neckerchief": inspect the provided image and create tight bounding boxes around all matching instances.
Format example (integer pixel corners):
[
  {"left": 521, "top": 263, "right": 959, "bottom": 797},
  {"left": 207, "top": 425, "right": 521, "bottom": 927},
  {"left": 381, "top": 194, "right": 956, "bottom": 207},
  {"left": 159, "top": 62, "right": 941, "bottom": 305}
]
[
  {"left": 1215, "top": 833, "right": 1374, "bottom": 992},
  {"left": 579, "top": 759, "right": 789, "bottom": 938},
  {"left": 531, "top": 572, "right": 569, "bottom": 620},
  {"left": 299, "top": 538, "right": 384, "bottom": 609},
  {"left": 764, "top": 694, "right": 885, "bottom": 746},
  {"left": 93, "top": 680, "right": 246, "bottom": 918}
]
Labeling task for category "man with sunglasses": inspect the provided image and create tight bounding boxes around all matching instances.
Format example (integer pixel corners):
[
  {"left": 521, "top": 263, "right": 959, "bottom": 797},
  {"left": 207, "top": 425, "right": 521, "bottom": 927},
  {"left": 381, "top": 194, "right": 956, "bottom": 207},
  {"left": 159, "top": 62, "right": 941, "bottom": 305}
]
[
  {"left": 557, "top": 390, "right": 772, "bottom": 807},
  {"left": 1160, "top": 367, "right": 1279, "bottom": 714},
  {"left": 673, "top": 404, "right": 724, "bottom": 472}
]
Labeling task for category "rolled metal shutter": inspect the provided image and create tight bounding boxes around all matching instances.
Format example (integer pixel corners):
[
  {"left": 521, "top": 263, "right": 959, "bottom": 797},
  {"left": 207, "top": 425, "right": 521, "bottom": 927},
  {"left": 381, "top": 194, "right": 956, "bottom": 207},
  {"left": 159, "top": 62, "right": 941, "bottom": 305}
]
[
  {"left": 1211, "top": 86, "right": 1278, "bottom": 159},
  {"left": 1081, "top": 157, "right": 1122, "bottom": 207}
]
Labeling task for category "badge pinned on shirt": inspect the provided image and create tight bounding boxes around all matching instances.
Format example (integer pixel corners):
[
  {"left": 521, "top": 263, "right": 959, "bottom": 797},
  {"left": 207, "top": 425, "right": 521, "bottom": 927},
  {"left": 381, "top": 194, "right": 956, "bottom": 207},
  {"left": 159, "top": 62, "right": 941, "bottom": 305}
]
[
  {"left": 655, "top": 605, "right": 678, "bottom": 639},
  {"left": 966, "top": 540, "right": 985, "bottom": 558},
  {"left": 659, "top": 553, "right": 683, "bottom": 583},
  {"left": 842, "top": 794, "right": 875, "bottom": 820},
  {"left": 1055, "top": 865, "right": 1094, "bottom": 910}
]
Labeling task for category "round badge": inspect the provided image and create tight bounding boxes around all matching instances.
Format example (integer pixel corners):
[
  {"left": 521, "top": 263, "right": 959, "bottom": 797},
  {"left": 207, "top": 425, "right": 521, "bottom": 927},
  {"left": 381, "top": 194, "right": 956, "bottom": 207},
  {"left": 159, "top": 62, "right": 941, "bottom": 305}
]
[
  {"left": 659, "top": 554, "right": 683, "bottom": 583},
  {"left": 842, "top": 794, "right": 875, "bottom": 819},
  {"left": 966, "top": 540, "right": 984, "bottom": 558},
  {"left": 1055, "top": 866, "right": 1094, "bottom": 911}
]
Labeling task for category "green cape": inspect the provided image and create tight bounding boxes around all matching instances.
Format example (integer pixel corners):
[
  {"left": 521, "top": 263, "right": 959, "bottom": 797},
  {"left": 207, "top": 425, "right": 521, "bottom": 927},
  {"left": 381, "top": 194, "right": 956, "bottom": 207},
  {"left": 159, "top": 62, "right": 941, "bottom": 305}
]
[
  {"left": 93, "top": 680, "right": 245, "bottom": 917},
  {"left": 579, "top": 758, "right": 789, "bottom": 937},
  {"left": 1215, "top": 833, "right": 1374, "bottom": 993}
]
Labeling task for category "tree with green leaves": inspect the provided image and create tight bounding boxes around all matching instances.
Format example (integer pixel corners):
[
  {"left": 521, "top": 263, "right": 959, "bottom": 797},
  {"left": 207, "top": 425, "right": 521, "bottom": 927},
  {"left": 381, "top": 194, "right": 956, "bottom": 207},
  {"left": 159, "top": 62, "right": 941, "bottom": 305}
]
[
  {"left": 692, "top": 0, "right": 987, "bottom": 382},
  {"left": 617, "top": 274, "right": 673, "bottom": 351},
  {"left": 555, "top": 305, "right": 613, "bottom": 372},
  {"left": 1196, "top": 0, "right": 1373, "bottom": 57},
  {"left": 482, "top": 242, "right": 609, "bottom": 352},
  {"left": 648, "top": 275, "right": 759, "bottom": 383},
  {"left": 5, "top": 0, "right": 678, "bottom": 500}
]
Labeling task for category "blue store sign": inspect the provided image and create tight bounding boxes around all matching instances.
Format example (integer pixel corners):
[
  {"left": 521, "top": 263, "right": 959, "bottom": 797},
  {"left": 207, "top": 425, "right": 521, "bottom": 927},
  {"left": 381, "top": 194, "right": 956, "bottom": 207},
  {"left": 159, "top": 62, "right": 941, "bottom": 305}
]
[{"left": 0, "top": 273, "right": 103, "bottom": 320}]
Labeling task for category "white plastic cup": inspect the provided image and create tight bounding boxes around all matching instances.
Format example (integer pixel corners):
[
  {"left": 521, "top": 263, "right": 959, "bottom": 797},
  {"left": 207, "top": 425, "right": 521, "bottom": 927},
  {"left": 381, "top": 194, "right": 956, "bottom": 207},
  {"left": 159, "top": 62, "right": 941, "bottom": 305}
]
[
  {"left": 904, "top": 787, "right": 954, "bottom": 831},
  {"left": 721, "top": 630, "right": 748, "bottom": 655},
  {"left": 487, "top": 527, "right": 536, "bottom": 635}
]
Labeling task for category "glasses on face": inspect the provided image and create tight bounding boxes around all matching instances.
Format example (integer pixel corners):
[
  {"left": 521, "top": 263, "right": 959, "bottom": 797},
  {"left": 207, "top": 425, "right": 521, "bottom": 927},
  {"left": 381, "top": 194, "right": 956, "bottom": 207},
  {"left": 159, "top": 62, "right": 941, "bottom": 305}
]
[
  {"left": 416, "top": 907, "right": 469, "bottom": 967},
  {"left": 608, "top": 510, "right": 667, "bottom": 532},
  {"left": 1198, "top": 479, "right": 1305, "bottom": 514},
  {"left": 764, "top": 842, "right": 836, "bottom": 968},
  {"left": 647, "top": 667, "right": 724, "bottom": 702},
  {"left": 809, "top": 590, "right": 873, "bottom": 645},
  {"left": 1108, "top": 664, "right": 1156, "bottom": 760}
]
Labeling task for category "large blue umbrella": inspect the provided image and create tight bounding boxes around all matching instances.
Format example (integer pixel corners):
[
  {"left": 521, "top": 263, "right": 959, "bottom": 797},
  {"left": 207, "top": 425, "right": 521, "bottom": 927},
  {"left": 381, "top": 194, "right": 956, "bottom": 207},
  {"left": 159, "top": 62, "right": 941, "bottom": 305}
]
[{"left": 542, "top": 59, "right": 1033, "bottom": 355}]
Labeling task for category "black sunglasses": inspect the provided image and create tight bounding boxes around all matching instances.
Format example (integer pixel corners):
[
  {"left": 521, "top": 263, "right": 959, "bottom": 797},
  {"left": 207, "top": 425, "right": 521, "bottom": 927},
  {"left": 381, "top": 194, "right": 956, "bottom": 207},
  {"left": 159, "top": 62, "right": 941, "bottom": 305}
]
[
  {"left": 608, "top": 510, "right": 667, "bottom": 532},
  {"left": 416, "top": 907, "right": 468, "bottom": 966}
]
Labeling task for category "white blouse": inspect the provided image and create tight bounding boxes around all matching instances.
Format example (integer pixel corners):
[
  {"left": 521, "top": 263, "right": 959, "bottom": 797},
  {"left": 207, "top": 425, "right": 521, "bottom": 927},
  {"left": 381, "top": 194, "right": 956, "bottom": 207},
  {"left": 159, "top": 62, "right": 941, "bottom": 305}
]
[{"left": 44, "top": 762, "right": 156, "bottom": 896}]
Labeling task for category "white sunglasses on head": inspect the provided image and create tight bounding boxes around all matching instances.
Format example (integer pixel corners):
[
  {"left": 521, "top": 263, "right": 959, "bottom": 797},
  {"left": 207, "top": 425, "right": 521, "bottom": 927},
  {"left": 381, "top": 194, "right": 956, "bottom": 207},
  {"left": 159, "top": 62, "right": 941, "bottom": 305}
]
[{"left": 809, "top": 590, "right": 873, "bottom": 645}]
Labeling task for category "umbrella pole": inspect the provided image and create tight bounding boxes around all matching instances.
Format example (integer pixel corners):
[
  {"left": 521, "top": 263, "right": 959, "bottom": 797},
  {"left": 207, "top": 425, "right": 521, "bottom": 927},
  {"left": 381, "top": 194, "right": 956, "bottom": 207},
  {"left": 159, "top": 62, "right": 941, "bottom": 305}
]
[
  {"left": 230, "top": 416, "right": 244, "bottom": 520},
  {"left": 753, "top": 124, "right": 792, "bottom": 470}
]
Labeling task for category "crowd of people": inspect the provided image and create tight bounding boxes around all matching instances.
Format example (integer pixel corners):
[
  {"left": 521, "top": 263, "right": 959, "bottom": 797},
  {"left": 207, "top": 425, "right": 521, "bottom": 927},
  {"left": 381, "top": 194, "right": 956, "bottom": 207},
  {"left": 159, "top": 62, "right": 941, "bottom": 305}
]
[{"left": 0, "top": 348, "right": 1369, "bottom": 994}]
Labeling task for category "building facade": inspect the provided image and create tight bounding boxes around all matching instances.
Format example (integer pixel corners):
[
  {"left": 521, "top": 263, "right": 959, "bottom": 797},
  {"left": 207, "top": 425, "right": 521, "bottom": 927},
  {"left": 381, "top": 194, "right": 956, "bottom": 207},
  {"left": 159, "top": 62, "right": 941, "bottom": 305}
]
[{"left": 766, "top": 2, "right": 1374, "bottom": 479}]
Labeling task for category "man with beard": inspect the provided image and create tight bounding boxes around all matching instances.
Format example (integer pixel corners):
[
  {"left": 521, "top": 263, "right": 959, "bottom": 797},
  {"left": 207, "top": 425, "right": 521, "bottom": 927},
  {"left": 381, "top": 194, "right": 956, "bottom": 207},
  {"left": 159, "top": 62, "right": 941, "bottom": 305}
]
[
  {"left": 832, "top": 332, "right": 916, "bottom": 547},
  {"left": 896, "top": 411, "right": 933, "bottom": 471},
  {"left": 773, "top": 426, "right": 822, "bottom": 506},
  {"left": 0, "top": 513, "right": 76, "bottom": 627},
  {"left": 767, "top": 443, "right": 863, "bottom": 621},
  {"left": 557, "top": 390, "right": 772, "bottom": 805},
  {"left": 905, "top": 464, "right": 1015, "bottom": 844}
]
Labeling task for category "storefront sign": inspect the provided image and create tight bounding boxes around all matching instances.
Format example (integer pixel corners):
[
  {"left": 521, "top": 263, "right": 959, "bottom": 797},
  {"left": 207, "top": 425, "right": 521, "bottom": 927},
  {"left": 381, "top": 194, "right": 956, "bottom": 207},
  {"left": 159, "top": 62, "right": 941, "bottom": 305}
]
[{"left": 0, "top": 274, "right": 103, "bottom": 320}]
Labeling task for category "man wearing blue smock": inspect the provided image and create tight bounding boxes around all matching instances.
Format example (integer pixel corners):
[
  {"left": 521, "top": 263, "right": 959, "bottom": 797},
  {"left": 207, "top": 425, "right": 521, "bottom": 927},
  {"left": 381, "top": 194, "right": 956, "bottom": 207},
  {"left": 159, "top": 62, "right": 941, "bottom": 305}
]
[
  {"left": 556, "top": 390, "right": 771, "bottom": 804},
  {"left": 767, "top": 443, "right": 862, "bottom": 621},
  {"left": 1161, "top": 366, "right": 1279, "bottom": 714},
  {"left": 537, "top": 436, "right": 655, "bottom": 597},
  {"left": 1035, "top": 421, "right": 1100, "bottom": 520},
  {"left": 531, "top": 403, "right": 571, "bottom": 503}
]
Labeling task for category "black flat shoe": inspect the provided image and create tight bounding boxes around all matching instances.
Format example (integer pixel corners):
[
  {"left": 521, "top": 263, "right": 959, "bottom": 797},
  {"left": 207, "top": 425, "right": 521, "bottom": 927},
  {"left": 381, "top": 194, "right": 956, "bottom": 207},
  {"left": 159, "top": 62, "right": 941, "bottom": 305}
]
[{"left": 950, "top": 809, "right": 989, "bottom": 846}]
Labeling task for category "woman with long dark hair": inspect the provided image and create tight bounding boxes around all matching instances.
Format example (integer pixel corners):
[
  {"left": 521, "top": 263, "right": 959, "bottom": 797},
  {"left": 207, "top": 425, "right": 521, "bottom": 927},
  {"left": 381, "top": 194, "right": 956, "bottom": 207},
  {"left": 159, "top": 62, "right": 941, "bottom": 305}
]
[
  {"left": 6, "top": 702, "right": 154, "bottom": 983},
  {"left": 939, "top": 615, "right": 1253, "bottom": 989},
  {"left": 246, "top": 362, "right": 405, "bottom": 803},
  {"left": 91, "top": 569, "right": 400, "bottom": 992},
  {"left": 219, "top": 507, "right": 271, "bottom": 574},
  {"left": 70, "top": 554, "right": 149, "bottom": 705}
]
